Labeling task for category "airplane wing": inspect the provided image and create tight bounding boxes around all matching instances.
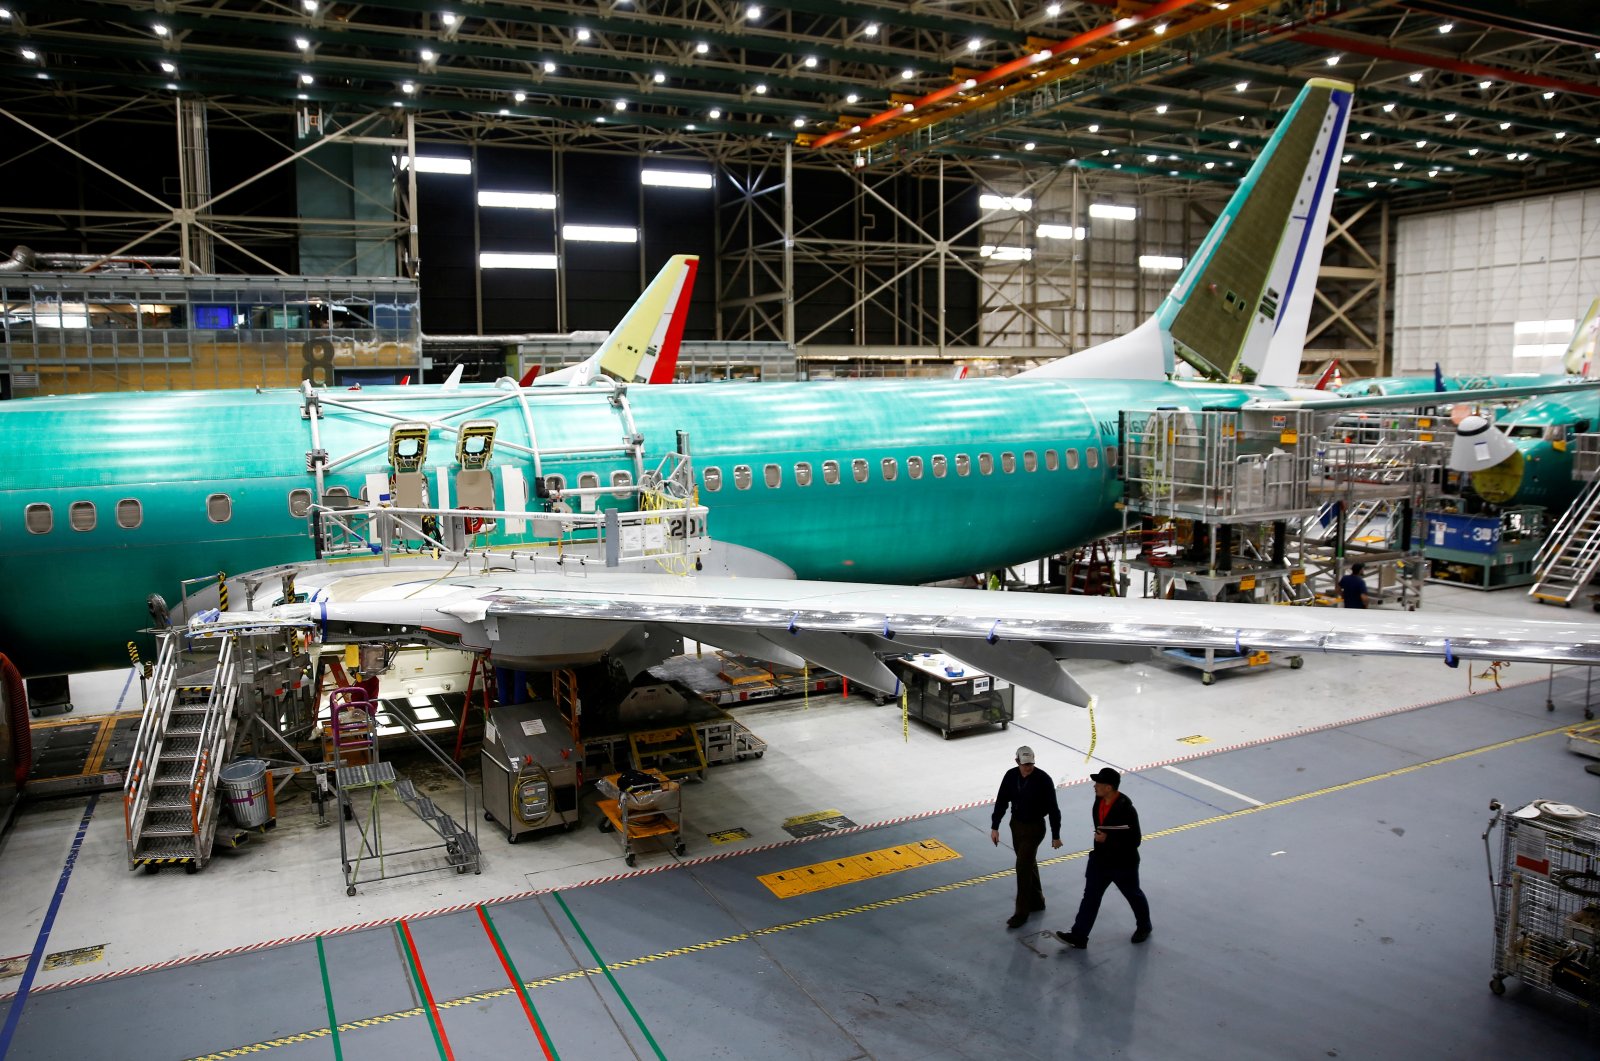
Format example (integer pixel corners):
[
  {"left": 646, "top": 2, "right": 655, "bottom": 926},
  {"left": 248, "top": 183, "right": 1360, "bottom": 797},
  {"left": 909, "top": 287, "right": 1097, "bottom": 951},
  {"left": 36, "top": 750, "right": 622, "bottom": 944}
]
[
  {"left": 285, "top": 566, "right": 1600, "bottom": 705},
  {"left": 1259, "top": 378, "right": 1600, "bottom": 412}
]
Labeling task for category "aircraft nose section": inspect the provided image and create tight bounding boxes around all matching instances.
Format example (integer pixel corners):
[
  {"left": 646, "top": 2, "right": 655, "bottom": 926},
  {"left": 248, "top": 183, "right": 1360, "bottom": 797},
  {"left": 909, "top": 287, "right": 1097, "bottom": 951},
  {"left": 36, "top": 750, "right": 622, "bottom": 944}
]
[{"left": 1469, "top": 446, "right": 1526, "bottom": 504}]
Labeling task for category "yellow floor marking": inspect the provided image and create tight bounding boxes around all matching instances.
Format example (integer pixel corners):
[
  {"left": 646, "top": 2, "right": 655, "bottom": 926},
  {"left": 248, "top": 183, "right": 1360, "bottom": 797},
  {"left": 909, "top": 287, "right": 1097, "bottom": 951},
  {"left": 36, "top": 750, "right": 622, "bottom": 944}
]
[
  {"left": 1176, "top": 734, "right": 1211, "bottom": 745},
  {"left": 782, "top": 809, "right": 843, "bottom": 827},
  {"left": 706, "top": 828, "right": 751, "bottom": 845},
  {"left": 758, "top": 838, "right": 961, "bottom": 898},
  {"left": 193, "top": 720, "right": 1597, "bottom": 1060}
]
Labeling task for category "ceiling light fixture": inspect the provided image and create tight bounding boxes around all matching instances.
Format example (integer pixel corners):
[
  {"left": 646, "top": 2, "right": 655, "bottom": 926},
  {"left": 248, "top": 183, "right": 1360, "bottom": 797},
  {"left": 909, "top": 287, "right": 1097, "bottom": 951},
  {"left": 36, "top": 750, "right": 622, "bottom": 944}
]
[
  {"left": 793, "top": 117, "right": 805, "bottom": 127},
  {"left": 968, "top": 39, "right": 982, "bottom": 52},
  {"left": 754, "top": 83, "right": 767, "bottom": 94},
  {"left": 709, "top": 108, "right": 721, "bottom": 119},
  {"left": 1416, "top": 139, "right": 1426, "bottom": 148},
  {"left": 300, "top": 72, "right": 314, "bottom": 84},
  {"left": 653, "top": 72, "right": 665, "bottom": 82},
  {"left": 1088, "top": 124, "right": 1099, "bottom": 133},
  {"left": 402, "top": 81, "right": 415, "bottom": 93},
  {"left": 160, "top": 61, "right": 175, "bottom": 73},
  {"left": 543, "top": 60, "right": 556, "bottom": 73},
  {"left": 804, "top": 56, "right": 817, "bottom": 67},
  {"left": 1046, "top": 3, "right": 1062, "bottom": 15},
  {"left": 514, "top": 91, "right": 525, "bottom": 102},
  {"left": 442, "top": 13, "right": 457, "bottom": 26},
  {"left": 1478, "top": 80, "right": 1491, "bottom": 90},
  {"left": 420, "top": 49, "right": 435, "bottom": 62},
  {"left": 1235, "top": 81, "right": 1248, "bottom": 92},
  {"left": 1543, "top": 91, "right": 1555, "bottom": 100},
  {"left": 153, "top": 23, "right": 169, "bottom": 37},
  {"left": 1024, "top": 141, "right": 1035, "bottom": 150},
  {"left": 1408, "top": 71, "right": 1423, "bottom": 82},
  {"left": 614, "top": 99, "right": 626, "bottom": 111},
  {"left": 1444, "top": 112, "right": 1456, "bottom": 121},
  {"left": 746, "top": 4, "right": 761, "bottom": 19},
  {"left": 575, "top": 28, "right": 590, "bottom": 41},
  {"left": 696, "top": 42, "right": 708, "bottom": 54},
  {"left": 1438, "top": 22, "right": 1453, "bottom": 33},
  {"left": 863, "top": 23, "right": 878, "bottom": 37},
  {"left": 295, "top": 37, "right": 311, "bottom": 50},
  {"left": 1326, "top": 55, "right": 1340, "bottom": 66},
  {"left": 902, "top": 68, "right": 915, "bottom": 79},
  {"left": 845, "top": 93, "right": 859, "bottom": 104},
  {"left": 1382, "top": 102, "right": 1395, "bottom": 112},
  {"left": 1156, "top": 104, "right": 1168, "bottom": 114},
  {"left": 1154, "top": 23, "right": 1168, "bottom": 35}
]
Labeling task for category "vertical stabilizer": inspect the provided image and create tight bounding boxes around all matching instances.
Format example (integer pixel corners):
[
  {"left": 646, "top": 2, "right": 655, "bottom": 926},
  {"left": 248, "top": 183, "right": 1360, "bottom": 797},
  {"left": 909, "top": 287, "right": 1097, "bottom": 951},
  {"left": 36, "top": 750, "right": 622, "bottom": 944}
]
[
  {"left": 1020, "top": 79, "right": 1352, "bottom": 385},
  {"left": 532, "top": 254, "right": 699, "bottom": 386},
  {"left": 1564, "top": 297, "right": 1600, "bottom": 377}
]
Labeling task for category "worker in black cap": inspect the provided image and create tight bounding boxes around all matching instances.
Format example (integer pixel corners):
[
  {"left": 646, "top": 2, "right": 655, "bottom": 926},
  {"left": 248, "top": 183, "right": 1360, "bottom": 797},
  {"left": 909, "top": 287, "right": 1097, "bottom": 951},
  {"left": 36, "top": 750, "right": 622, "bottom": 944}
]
[
  {"left": 1056, "top": 766, "right": 1153, "bottom": 948},
  {"left": 990, "top": 746, "right": 1062, "bottom": 929}
]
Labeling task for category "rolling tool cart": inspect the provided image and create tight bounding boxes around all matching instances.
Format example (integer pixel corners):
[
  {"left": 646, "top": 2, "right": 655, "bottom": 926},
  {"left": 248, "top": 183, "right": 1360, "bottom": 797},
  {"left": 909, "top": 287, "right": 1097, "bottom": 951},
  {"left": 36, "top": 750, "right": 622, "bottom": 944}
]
[
  {"left": 1484, "top": 798, "right": 1600, "bottom": 1029},
  {"left": 595, "top": 768, "right": 685, "bottom": 867}
]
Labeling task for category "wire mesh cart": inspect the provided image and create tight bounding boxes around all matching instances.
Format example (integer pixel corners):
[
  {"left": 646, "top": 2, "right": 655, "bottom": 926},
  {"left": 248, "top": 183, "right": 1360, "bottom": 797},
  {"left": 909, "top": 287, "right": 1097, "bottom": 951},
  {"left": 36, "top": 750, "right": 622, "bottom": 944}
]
[
  {"left": 595, "top": 768, "right": 685, "bottom": 867},
  {"left": 1484, "top": 798, "right": 1600, "bottom": 1029}
]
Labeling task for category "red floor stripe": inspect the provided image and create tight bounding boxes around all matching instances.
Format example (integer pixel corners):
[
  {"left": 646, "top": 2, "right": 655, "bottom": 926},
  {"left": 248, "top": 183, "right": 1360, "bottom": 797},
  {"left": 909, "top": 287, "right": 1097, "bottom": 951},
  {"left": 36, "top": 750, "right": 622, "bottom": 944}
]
[
  {"left": 397, "top": 918, "right": 456, "bottom": 1061},
  {"left": 476, "top": 906, "right": 556, "bottom": 1061}
]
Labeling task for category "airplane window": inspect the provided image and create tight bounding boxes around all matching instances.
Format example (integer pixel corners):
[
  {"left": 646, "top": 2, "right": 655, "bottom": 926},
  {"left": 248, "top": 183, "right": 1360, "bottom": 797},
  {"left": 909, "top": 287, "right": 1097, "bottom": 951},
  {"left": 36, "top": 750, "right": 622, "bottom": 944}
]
[
  {"left": 118, "top": 498, "right": 144, "bottom": 528},
  {"left": 823, "top": 460, "right": 840, "bottom": 485},
  {"left": 1085, "top": 448, "right": 1099, "bottom": 469},
  {"left": 1507, "top": 425, "right": 1542, "bottom": 439},
  {"left": 703, "top": 467, "right": 722, "bottom": 492},
  {"left": 544, "top": 474, "right": 567, "bottom": 496},
  {"left": 578, "top": 471, "right": 600, "bottom": 493},
  {"left": 1105, "top": 446, "right": 1118, "bottom": 469},
  {"left": 287, "top": 489, "right": 311, "bottom": 518},
  {"left": 207, "top": 493, "right": 233, "bottom": 524},
  {"left": 1045, "top": 449, "right": 1059, "bottom": 471},
  {"left": 24, "top": 503, "right": 51, "bottom": 535},
  {"left": 611, "top": 470, "right": 633, "bottom": 497},
  {"left": 1001, "top": 452, "right": 1016, "bottom": 474},
  {"left": 795, "top": 462, "right": 813, "bottom": 487},
  {"left": 955, "top": 454, "right": 970, "bottom": 477},
  {"left": 69, "top": 501, "right": 96, "bottom": 532},
  {"left": 979, "top": 453, "right": 994, "bottom": 476},
  {"left": 932, "top": 455, "right": 947, "bottom": 478},
  {"left": 464, "top": 436, "right": 487, "bottom": 455},
  {"left": 852, "top": 458, "right": 869, "bottom": 483},
  {"left": 1066, "top": 449, "right": 1080, "bottom": 470},
  {"left": 734, "top": 465, "right": 753, "bottom": 490},
  {"left": 764, "top": 464, "right": 781, "bottom": 488},
  {"left": 322, "top": 486, "right": 357, "bottom": 510},
  {"left": 396, "top": 438, "right": 420, "bottom": 458},
  {"left": 907, "top": 456, "right": 924, "bottom": 480},
  {"left": 881, "top": 458, "right": 898, "bottom": 482},
  {"left": 1023, "top": 451, "right": 1038, "bottom": 473}
]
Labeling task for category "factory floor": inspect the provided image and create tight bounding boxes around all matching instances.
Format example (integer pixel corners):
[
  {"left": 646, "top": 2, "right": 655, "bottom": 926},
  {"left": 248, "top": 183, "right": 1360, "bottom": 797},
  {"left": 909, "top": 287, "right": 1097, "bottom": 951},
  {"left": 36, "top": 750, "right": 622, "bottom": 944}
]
[{"left": 2, "top": 583, "right": 1599, "bottom": 1059}]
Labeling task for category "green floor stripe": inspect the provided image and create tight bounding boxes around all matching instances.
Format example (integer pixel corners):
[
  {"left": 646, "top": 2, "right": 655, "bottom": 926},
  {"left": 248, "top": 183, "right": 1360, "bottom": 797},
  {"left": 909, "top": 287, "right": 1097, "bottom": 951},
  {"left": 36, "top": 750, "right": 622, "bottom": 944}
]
[
  {"left": 553, "top": 891, "right": 667, "bottom": 1061},
  {"left": 395, "top": 921, "right": 451, "bottom": 1061},
  {"left": 314, "top": 937, "right": 344, "bottom": 1061},
  {"left": 480, "top": 906, "right": 561, "bottom": 1061}
]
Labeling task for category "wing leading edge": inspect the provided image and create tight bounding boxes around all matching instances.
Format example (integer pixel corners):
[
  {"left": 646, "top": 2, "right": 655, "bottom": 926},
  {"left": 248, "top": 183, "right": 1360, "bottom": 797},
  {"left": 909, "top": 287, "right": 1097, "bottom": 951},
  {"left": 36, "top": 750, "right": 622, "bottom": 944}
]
[{"left": 284, "top": 566, "right": 1600, "bottom": 704}]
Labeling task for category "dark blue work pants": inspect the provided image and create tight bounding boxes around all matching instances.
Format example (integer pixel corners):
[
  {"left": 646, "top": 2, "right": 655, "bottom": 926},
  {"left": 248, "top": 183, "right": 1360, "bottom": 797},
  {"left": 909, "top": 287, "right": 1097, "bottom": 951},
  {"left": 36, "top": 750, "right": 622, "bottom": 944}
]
[{"left": 1069, "top": 857, "right": 1152, "bottom": 939}]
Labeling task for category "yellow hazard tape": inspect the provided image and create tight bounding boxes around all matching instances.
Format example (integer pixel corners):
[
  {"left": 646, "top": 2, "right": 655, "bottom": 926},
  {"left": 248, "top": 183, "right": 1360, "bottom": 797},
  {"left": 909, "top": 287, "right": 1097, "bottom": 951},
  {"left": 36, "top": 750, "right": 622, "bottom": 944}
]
[{"left": 758, "top": 838, "right": 960, "bottom": 898}]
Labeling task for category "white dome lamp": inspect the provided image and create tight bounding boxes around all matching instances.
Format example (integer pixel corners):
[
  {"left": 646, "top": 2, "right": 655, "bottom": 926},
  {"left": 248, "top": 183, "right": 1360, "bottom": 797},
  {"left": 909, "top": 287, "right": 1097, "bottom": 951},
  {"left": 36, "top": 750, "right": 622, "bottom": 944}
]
[{"left": 1448, "top": 412, "right": 1517, "bottom": 472}]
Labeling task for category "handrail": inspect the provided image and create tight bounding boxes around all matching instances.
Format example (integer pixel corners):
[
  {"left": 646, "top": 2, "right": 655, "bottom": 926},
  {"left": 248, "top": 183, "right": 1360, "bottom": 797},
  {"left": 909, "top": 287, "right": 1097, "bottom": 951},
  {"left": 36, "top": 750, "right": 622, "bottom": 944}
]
[
  {"left": 124, "top": 632, "right": 179, "bottom": 856},
  {"left": 371, "top": 702, "right": 479, "bottom": 850},
  {"left": 188, "top": 635, "right": 239, "bottom": 836}
]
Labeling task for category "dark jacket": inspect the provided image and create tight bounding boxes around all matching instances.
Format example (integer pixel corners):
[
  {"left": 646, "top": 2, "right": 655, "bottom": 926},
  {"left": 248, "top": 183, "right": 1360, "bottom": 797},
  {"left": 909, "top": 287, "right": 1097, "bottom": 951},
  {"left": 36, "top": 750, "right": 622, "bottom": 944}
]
[
  {"left": 1088, "top": 792, "right": 1141, "bottom": 867},
  {"left": 991, "top": 767, "right": 1062, "bottom": 841}
]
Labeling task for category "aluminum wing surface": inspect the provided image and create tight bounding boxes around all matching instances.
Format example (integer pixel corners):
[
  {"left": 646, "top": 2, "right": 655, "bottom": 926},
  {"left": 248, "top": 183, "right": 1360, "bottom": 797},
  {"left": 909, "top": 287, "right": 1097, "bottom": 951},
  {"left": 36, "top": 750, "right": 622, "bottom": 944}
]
[{"left": 294, "top": 568, "right": 1600, "bottom": 704}]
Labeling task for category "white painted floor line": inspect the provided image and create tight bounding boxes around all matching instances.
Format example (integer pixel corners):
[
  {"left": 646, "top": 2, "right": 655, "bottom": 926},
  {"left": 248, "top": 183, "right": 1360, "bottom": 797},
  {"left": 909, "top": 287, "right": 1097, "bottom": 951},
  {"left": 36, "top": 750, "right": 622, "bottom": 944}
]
[{"left": 1161, "top": 765, "right": 1264, "bottom": 807}]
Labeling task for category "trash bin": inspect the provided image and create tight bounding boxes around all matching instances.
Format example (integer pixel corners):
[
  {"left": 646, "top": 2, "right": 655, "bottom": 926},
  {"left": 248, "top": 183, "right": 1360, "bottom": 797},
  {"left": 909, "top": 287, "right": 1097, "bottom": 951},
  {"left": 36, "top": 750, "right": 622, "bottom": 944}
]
[{"left": 220, "top": 759, "right": 271, "bottom": 827}]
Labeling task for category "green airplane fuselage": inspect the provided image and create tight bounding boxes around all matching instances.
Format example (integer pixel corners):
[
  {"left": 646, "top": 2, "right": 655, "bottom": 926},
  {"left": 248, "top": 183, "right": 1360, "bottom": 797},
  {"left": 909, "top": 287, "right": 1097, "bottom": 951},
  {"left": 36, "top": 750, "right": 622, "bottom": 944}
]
[{"left": 0, "top": 377, "right": 1289, "bottom": 675}]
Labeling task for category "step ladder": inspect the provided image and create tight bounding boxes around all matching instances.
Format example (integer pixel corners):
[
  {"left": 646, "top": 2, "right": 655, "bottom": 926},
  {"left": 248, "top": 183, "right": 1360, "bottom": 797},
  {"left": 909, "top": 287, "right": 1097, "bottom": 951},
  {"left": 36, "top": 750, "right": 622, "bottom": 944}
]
[
  {"left": 335, "top": 760, "right": 481, "bottom": 894},
  {"left": 629, "top": 726, "right": 707, "bottom": 781},
  {"left": 1064, "top": 539, "right": 1116, "bottom": 596},
  {"left": 124, "top": 632, "right": 241, "bottom": 873},
  {"left": 1529, "top": 475, "right": 1600, "bottom": 606}
]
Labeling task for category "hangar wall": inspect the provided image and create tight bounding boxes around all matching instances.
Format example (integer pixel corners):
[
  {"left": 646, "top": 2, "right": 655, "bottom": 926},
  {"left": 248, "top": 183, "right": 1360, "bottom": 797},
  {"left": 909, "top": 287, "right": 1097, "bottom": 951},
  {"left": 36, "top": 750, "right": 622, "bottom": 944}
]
[{"left": 1393, "top": 187, "right": 1600, "bottom": 376}]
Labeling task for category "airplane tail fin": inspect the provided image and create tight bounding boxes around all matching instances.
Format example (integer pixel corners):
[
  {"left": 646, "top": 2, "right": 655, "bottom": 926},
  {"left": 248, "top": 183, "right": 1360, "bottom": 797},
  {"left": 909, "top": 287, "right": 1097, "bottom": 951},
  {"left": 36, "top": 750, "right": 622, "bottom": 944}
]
[
  {"left": 1564, "top": 296, "right": 1600, "bottom": 377},
  {"left": 532, "top": 254, "right": 699, "bottom": 386},
  {"left": 1020, "top": 79, "right": 1353, "bottom": 386}
]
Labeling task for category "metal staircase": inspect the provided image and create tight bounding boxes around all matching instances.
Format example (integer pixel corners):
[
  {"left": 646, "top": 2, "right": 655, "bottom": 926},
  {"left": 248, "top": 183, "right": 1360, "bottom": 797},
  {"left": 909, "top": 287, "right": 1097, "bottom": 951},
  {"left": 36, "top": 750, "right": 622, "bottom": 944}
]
[
  {"left": 1529, "top": 475, "right": 1600, "bottom": 606},
  {"left": 124, "top": 632, "right": 240, "bottom": 872}
]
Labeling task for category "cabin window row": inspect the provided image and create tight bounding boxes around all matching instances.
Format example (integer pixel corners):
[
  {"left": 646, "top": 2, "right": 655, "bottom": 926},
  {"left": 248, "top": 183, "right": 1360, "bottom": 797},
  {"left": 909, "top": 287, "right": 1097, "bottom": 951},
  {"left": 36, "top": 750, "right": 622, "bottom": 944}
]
[{"left": 699, "top": 446, "right": 1116, "bottom": 493}]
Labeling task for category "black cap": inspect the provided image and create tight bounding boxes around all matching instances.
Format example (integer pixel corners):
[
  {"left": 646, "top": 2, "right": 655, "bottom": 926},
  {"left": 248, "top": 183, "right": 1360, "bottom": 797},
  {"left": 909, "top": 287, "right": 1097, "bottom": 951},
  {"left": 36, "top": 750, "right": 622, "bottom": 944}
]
[{"left": 1089, "top": 767, "right": 1121, "bottom": 788}]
